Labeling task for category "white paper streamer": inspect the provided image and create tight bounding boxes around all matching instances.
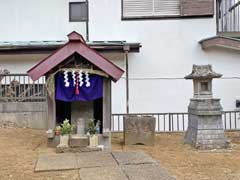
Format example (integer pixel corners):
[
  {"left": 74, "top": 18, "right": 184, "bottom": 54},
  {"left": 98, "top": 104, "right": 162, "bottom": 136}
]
[
  {"left": 64, "top": 71, "right": 70, "bottom": 87},
  {"left": 85, "top": 72, "right": 90, "bottom": 87},
  {"left": 79, "top": 70, "right": 84, "bottom": 87},
  {"left": 72, "top": 70, "right": 76, "bottom": 86}
]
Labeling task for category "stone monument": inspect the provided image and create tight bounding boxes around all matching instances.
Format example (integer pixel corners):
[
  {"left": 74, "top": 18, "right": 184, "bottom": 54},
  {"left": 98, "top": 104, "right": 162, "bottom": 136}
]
[
  {"left": 124, "top": 115, "right": 155, "bottom": 146},
  {"left": 184, "top": 65, "right": 229, "bottom": 149}
]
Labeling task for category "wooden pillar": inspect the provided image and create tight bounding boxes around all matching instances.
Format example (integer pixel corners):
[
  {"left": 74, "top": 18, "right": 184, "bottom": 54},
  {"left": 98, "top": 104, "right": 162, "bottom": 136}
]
[
  {"left": 124, "top": 45, "right": 130, "bottom": 114},
  {"left": 102, "top": 78, "right": 111, "bottom": 134},
  {"left": 101, "top": 78, "right": 112, "bottom": 150},
  {"left": 46, "top": 76, "right": 56, "bottom": 131}
]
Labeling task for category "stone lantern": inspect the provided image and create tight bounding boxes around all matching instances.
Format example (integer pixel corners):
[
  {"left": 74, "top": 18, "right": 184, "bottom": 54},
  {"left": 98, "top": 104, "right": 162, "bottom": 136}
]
[{"left": 184, "top": 65, "right": 229, "bottom": 149}]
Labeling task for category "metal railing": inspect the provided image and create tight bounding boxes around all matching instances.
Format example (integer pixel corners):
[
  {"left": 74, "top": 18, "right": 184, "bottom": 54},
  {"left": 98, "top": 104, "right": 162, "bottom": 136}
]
[
  {"left": 217, "top": 0, "right": 240, "bottom": 33},
  {"left": 0, "top": 74, "right": 46, "bottom": 102},
  {"left": 111, "top": 111, "right": 240, "bottom": 132}
]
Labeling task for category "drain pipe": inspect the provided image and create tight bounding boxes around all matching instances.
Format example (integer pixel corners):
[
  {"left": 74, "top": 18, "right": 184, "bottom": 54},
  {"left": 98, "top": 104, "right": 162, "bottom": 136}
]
[
  {"left": 123, "top": 45, "right": 130, "bottom": 114},
  {"left": 86, "top": 0, "right": 89, "bottom": 41}
]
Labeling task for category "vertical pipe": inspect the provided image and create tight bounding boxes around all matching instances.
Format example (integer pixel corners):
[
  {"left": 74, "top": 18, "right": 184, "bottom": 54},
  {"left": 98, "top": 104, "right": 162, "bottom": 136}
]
[
  {"left": 86, "top": 0, "right": 89, "bottom": 41},
  {"left": 222, "top": 0, "right": 224, "bottom": 32},
  {"left": 217, "top": 0, "right": 220, "bottom": 32},
  {"left": 238, "top": 1, "right": 240, "bottom": 31},
  {"left": 124, "top": 45, "right": 130, "bottom": 114}
]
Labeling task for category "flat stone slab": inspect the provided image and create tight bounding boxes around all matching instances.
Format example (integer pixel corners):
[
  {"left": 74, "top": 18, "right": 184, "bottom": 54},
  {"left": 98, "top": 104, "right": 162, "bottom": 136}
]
[
  {"left": 35, "top": 153, "right": 77, "bottom": 172},
  {"left": 35, "top": 151, "right": 175, "bottom": 180},
  {"left": 79, "top": 167, "right": 128, "bottom": 180},
  {"left": 76, "top": 152, "right": 118, "bottom": 168},
  {"left": 122, "top": 164, "right": 176, "bottom": 180},
  {"left": 112, "top": 151, "right": 157, "bottom": 165}
]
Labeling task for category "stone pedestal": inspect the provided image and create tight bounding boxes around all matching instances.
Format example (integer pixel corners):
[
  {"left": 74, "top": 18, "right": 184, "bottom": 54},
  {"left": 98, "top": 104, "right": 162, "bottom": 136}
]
[
  {"left": 185, "top": 98, "right": 229, "bottom": 149},
  {"left": 124, "top": 116, "right": 155, "bottom": 146}
]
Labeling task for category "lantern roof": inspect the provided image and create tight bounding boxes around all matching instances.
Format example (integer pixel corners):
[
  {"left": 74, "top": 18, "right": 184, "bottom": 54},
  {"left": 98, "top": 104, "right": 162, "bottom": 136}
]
[{"left": 185, "top": 64, "right": 222, "bottom": 80}]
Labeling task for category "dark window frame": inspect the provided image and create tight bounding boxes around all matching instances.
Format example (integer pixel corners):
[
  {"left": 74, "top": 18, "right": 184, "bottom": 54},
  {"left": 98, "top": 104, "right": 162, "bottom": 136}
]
[
  {"left": 121, "top": 0, "right": 181, "bottom": 20},
  {"left": 121, "top": 0, "right": 214, "bottom": 21},
  {"left": 69, "top": 2, "right": 88, "bottom": 22}
]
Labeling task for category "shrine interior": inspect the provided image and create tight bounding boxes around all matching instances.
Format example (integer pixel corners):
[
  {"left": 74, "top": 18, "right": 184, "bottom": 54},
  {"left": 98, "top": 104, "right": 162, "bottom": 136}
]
[{"left": 55, "top": 98, "right": 103, "bottom": 133}]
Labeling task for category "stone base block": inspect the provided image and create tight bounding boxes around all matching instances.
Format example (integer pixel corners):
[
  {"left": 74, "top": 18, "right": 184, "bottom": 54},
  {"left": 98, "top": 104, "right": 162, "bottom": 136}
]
[
  {"left": 69, "top": 135, "right": 89, "bottom": 148},
  {"left": 185, "top": 128, "right": 230, "bottom": 149},
  {"left": 56, "top": 144, "right": 69, "bottom": 153},
  {"left": 185, "top": 98, "right": 230, "bottom": 150},
  {"left": 124, "top": 115, "right": 155, "bottom": 146},
  {"left": 98, "top": 134, "right": 111, "bottom": 151}
]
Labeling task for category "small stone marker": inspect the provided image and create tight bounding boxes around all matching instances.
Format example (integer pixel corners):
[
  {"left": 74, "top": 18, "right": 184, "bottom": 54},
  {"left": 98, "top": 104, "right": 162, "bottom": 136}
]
[{"left": 124, "top": 115, "right": 155, "bottom": 145}]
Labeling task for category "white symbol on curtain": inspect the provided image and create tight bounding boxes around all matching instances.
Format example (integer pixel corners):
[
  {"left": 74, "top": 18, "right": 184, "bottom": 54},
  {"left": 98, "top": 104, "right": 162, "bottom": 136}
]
[
  {"left": 64, "top": 71, "right": 70, "bottom": 87},
  {"left": 79, "top": 70, "right": 84, "bottom": 87},
  {"left": 85, "top": 72, "right": 91, "bottom": 87},
  {"left": 72, "top": 70, "right": 76, "bottom": 87},
  {"left": 63, "top": 70, "right": 91, "bottom": 88}
]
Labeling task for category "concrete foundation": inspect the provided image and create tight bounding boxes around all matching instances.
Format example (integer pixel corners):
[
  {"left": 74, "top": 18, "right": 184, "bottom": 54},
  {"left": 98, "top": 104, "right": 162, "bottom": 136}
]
[{"left": 0, "top": 102, "right": 47, "bottom": 129}]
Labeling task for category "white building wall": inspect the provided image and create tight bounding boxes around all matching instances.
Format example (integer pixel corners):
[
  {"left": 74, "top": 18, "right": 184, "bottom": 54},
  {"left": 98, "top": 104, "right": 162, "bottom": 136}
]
[
  {"left": 0, "top": 0, "right": 240, "bottom": 114},
  {"left": 89, "top": 0, "right": 240, "bottom": 112},
  {"left": 0, "top": 0, "right": 86, "bottom": 41}
]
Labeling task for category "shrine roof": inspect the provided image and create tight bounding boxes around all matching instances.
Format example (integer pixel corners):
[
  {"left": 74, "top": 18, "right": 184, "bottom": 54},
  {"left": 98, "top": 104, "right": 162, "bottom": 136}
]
[{"left": 27, "top": 31, "right": 125, "bottom": 82}]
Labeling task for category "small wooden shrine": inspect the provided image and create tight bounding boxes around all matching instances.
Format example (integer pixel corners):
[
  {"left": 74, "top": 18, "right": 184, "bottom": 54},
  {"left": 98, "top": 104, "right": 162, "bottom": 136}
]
[{"left": 27, "top": 31, "right": 124, "bottom": 150}]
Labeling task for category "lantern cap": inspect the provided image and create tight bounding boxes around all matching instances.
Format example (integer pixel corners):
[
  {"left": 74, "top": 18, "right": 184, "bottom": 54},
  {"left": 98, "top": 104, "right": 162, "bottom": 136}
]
[{"left": 185, "top": 64, "right": 222, "bottom": 80}]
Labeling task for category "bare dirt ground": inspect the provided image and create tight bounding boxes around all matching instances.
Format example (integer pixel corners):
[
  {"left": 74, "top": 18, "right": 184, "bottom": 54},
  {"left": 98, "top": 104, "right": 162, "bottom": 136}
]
[
  {"left": 0, "top": 128, "right": 79, "bottom": 180},
  {"left": 112, "top": 132, "right": 240, "bottom": 180},
  {"left": 1, "top": 128, "right": 240, "bottom": 180}
]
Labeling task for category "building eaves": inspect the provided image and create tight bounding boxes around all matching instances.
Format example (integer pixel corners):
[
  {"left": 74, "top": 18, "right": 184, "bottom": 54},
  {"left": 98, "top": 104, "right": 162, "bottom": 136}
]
[
  {"left": 199, "top": 36, "right": 240, "bottom": 51},
  {"left": 0, "top": 40, "right": 141, "bottom": 54}
]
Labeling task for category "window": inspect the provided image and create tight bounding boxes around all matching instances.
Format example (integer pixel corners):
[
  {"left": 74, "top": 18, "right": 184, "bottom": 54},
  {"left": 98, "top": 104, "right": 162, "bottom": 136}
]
[
  {"left": 122, "top": 0, "right": 181, "bottom": 19},
  {"left": 69, "top": 2, "right": 88, "bottom": 22},
  {"left": 122, "top": 0, "right": 214, "bottom": 20}
]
